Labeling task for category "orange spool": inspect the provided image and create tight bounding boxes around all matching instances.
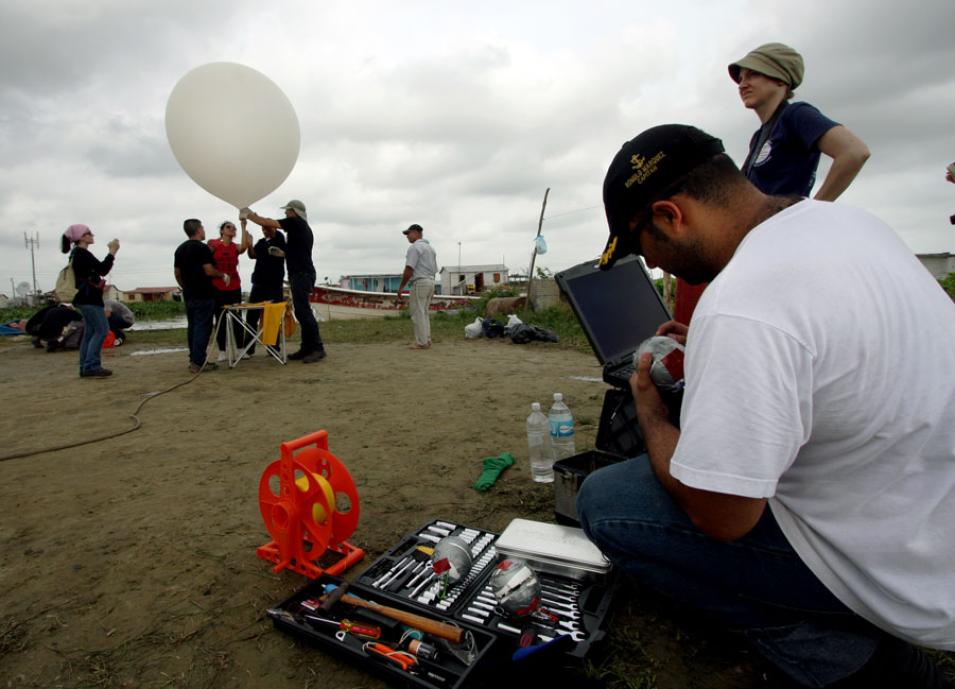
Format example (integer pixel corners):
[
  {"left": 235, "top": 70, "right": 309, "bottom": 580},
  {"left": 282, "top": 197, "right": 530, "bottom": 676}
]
[{"left": 256, "top": 430, "right": 364, "bottom": 579}]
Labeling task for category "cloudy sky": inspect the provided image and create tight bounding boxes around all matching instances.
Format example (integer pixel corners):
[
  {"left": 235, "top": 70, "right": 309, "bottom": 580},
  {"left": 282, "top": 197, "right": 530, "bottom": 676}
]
[{"left": 1, "top": 0, "right": 954, "bottom": 296}]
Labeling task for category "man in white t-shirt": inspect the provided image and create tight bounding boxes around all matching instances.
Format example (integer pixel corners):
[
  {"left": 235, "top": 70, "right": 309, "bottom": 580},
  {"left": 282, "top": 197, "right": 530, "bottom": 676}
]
[
  {"left": 397, "top": 224, "right": 438, "bottom": 350},
  {"left": 577, "top": 124, "right": 955, "bottom": 688}
]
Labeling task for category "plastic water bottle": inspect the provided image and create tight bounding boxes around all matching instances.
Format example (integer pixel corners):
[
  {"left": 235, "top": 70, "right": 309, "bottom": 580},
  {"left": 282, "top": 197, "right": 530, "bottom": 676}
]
[
  {"left": 548, "top": 393, "right": 576, "bottom": 462},
  {"left": 526, "top": 402, "right": 554, "bottom": 482}
]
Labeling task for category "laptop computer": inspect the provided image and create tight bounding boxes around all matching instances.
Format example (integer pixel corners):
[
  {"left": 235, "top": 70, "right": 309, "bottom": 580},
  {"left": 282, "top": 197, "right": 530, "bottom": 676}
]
[{"left": 555, "top": 255, "right": 672, "bottom": 389}]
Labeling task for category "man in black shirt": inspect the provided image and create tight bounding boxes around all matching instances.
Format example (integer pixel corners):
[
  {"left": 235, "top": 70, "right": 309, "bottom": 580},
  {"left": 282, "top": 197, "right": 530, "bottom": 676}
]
[
  {"left": 242, "top": 199, "right": 326, "bottom": 363},
  {"left": 244, "top": 219, "right": 287, "bottom": 355},
  {"left": 174, "top": 218, "right": 230, "bottom": 373}
]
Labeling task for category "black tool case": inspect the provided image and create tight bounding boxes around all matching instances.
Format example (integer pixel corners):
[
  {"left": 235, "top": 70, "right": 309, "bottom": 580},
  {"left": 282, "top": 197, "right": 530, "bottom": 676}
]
[
  {"left": 355, "top": 519, "right": 616, "bottom": 662},
  {"left": 269, "top": 574, "right": 497, "bottom": 689}
]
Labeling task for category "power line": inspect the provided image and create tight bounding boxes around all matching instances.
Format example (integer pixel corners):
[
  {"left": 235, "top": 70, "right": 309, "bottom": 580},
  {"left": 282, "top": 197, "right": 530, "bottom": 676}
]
[{"left": 542, "top": 205, "right": 601, "bottom": 222}]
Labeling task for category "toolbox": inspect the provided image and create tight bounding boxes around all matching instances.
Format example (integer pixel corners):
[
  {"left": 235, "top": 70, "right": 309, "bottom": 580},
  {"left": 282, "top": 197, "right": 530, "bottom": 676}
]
[
  {"left": 360, "top": 519, "right": 616, "bottom": 661},
  {"left": 270, "top": 518, "right": 617, "bottom": 686},
  {"left": 268, "top": 574, "right": 497, "bottom": 689}
]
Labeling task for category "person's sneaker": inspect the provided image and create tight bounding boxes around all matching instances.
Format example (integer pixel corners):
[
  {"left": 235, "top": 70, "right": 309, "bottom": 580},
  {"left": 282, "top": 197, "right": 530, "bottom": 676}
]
[
  {"left": 81, "top": 368, "right": 113, "bottom": 378},
  {"left": 114, "top": 336, "right": 124, "bottom": 346},
  {"left": 288, "top": 349, "right": 307, "bottom": 360},
  {"left": 217, "top": 351, "right": 228, "bottom": 362},
  {"left": 302, "top": 349, "right": 327, "bottom": 363}
]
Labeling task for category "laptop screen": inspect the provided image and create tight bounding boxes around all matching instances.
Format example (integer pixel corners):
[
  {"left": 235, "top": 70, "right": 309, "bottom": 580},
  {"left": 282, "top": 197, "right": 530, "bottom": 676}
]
[{"left": 555, "top": 255, "right": 672, "bottom": 365}]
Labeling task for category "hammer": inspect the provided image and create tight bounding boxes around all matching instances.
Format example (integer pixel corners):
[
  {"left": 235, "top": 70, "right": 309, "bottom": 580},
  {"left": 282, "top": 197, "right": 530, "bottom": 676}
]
[{"left": 322, "top": 584, "right": 464, "bottom": 644}]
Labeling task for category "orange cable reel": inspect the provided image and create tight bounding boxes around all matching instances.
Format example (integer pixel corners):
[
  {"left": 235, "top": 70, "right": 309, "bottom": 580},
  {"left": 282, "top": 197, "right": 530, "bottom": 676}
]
[{"left": 257, "top": 430, "right": 364, "bottom": 579}]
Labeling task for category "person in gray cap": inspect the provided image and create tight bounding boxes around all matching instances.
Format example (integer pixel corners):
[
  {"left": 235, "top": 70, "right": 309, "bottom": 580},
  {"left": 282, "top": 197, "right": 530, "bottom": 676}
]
[
  {"left": 578, "top": 124, "right": 955, "bottom": 688},
  {"left": 242, "top": 200, "right": 326, "bottom": 363},
  {"left": 729, "top": 42, "right": 869, "bottom": 200},
  {"left": 396, "top": 224, "right": 437, "bottom": 349}
]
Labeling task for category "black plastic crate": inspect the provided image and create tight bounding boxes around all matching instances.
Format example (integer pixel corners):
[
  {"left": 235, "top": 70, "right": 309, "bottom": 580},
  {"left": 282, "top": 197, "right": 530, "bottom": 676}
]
[
  {"left": 553, "top": 450, "right": 624, "bottom": 526},
  {"left": 268, "top": 574, "right": 497, "bottom": 689}
]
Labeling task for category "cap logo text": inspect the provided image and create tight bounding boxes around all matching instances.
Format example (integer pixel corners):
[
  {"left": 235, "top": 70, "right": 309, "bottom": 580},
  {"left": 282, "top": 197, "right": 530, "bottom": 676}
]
[{"left": 625, "top": 151, "right": 666, "bottom": 188}]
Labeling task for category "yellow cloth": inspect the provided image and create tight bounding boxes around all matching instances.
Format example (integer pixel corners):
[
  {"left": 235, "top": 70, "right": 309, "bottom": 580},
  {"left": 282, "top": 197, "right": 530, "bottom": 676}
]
[
  {"left": 284, "top": 305, "right": 296, "bottom": 338},
  {"left": 260, "top": 302, "right": 287, "bottom": 345}
]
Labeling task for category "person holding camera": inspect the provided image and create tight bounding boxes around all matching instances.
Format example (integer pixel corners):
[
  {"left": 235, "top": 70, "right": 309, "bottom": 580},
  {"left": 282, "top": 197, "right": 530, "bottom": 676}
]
[{"left": 61, "top": 224, "right": 119, "bottom": 378}]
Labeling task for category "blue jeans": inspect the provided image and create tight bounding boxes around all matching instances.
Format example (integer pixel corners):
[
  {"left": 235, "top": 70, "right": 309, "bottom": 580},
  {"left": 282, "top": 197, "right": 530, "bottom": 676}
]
[
  {"left": 77, "top": 304, "right": 109, "bottom": 374},
  {"left": 289, "top": 270, "right": 323, "bottom": 353},
  {"left": 185, "top": 298, "right": 215, "bottom": 367},
  {"left": 577, "top": 456, "right": 882, "bottom": 687}
]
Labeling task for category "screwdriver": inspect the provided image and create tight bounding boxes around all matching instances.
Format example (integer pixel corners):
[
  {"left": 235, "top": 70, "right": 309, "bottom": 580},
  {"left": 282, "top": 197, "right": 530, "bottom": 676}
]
[{"left": 304, "top": 614, "right": 381, "bottom": 639}]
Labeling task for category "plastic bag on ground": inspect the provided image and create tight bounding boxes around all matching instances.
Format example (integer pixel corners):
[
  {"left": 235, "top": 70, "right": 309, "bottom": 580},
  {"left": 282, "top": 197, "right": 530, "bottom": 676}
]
[
  {"left": 464, "top": 317, "right": 484, "bottom": 339},
  {"left": 504, "top": 314, "right": 523, "bottom": 336},
  {"left": 510, "top": 324, "right": 559, "bottom": 344}
]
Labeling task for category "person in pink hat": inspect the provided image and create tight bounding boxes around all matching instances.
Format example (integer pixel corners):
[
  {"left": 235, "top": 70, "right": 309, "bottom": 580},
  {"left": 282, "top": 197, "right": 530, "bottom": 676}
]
[{"left": 60, "top": 224, "right": 120, "bottom": 378}]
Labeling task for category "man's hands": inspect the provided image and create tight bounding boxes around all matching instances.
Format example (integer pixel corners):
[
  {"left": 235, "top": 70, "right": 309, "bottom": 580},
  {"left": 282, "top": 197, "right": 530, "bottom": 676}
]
[
  {"left": 222, "top": 274, "right": 231, "bottom": 287},
  {"left": 239, "top": 207, "right": 252, "bottom": 220},
  {"left": 656, "top": 319, "right": 688, "bottom": 345},
  {"left": 631, "top": 352, "right": 671, "bottom": 432}
]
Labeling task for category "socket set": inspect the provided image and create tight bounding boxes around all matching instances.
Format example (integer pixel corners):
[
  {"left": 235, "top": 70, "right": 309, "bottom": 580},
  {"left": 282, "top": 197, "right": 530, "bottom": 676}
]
[
  {"left": 452, "top": 569, "right": 615, "bottom": 659},
  {"left": 356, "top": 520, "right": 500, "bottom": 616},
  {"left": 268, "top": 574, "right": 497, "bottom": 689}
]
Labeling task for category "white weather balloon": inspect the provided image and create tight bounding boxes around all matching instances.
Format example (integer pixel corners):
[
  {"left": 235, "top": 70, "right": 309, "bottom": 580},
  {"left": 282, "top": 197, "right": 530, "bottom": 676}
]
[{"left": 165, "top": 62, "right": 300, "bottom": 208}]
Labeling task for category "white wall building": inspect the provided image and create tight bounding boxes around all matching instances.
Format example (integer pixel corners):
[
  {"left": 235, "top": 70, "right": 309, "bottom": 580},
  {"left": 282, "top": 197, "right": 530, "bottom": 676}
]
[
  {"left": 916, "top": 252, "right": 955, "bottom": 280},
  {"left": 438, "top": 264, "right": 509, "bottom": 295}
]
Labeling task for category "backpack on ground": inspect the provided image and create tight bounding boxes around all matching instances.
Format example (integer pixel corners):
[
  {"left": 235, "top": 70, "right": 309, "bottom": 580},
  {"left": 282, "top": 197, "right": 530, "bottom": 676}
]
[{"left": 54, "top": 260, "right": 76, "bottom": 303}]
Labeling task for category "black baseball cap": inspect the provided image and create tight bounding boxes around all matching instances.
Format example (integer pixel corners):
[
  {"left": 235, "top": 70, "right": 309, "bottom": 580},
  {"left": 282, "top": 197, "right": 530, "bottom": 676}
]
[
  {"left": 600, "top": 124, "right": 725, "bottom": 269},
  {"left": 403, "top": 224, "right": 423, "bottom": 235}
]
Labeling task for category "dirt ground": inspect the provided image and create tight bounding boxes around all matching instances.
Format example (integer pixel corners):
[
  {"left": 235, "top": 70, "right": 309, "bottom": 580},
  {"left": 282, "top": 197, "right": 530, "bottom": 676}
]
[{"left": 0, "top": 333, "right": 767, "bottom": 689}]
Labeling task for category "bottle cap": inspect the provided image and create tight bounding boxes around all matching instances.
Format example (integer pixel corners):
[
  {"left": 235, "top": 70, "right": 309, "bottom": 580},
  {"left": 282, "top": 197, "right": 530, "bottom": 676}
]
[
  {"left": 531, "top": 402, "right": 541, "bottom": 411},
  {"left": 553, "top": 392, "right": 563, "bottom": 401}
]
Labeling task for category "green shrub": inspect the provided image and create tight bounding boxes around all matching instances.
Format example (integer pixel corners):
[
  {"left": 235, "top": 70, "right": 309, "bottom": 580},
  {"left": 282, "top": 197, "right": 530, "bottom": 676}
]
[{"left": 939, "top": 273, "right": 955, "bottom": 301}]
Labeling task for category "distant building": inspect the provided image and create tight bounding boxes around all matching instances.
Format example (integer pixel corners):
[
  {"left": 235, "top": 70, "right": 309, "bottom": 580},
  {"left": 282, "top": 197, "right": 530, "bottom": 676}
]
[
  {"left": 104, "top": 284, "right": 123, "bottom": 302},
  {"left": 438, "top": 264, "right": 509, "bottom": 295},
  {"left": 916, "top": 252, "right": 955, "bottom": 280},
  {"left": 0, "top": 293, "right": 9, "bottom": 307},
  {"left": 339, "top": 274, "right": 403, "bottom": 293},
  {"left": 123, "top": 286, "right": 181, "bottom": 303}
]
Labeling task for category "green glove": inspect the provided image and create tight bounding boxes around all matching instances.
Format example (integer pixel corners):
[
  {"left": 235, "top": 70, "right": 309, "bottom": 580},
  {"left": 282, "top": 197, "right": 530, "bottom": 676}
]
[{"left": 473, "top": 452, "right": 515, "bottom": 492}]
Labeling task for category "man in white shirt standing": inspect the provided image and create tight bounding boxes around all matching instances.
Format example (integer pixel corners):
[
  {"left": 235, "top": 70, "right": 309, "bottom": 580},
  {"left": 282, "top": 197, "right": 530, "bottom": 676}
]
[
  {"left": 397, "top": 224, "right": 438, "bottom": 350},
  {"left": 577, "top": 124, "right": 955, "bottom": 688}
]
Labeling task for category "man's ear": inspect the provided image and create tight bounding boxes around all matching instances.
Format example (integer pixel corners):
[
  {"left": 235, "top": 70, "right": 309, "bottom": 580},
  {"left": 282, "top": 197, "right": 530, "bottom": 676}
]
[{"left": 649, "top": 199, "right": 683, "bottom": 232}]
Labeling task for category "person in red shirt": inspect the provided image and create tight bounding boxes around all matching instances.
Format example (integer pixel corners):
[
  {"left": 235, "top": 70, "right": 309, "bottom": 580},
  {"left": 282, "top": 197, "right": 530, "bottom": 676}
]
[{"left": 208, "top": 220, "right": 251, "bottom": 361}]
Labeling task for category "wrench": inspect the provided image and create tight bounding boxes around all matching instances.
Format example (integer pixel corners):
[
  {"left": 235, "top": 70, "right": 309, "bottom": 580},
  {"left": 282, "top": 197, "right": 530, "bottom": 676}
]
[
  {"left": 539, "top": 586, "right": 580, "bottom": 603},
  {"left": 541, "top": 605, "right": 581, "bottom": 621},
  {"left": 497, "top": 622, "right": 587, "bottom": 643},
  {"left": 541, "top": 582, "right": 582, "bottom": 596},
  {"left": 540, "top": 596, "right": 579, "bottom": 612}
]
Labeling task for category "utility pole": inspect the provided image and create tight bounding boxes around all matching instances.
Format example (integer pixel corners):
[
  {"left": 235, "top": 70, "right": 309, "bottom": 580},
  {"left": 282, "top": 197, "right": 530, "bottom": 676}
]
[
  {"left": 457, "top": 242, "right": 462, "bottom": 269},
  {"left": 526, "top": 187, "right": 550, "bottom": 310},
  {"left": 24, "top": 232, "right": 39, "bottom": 296}
]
